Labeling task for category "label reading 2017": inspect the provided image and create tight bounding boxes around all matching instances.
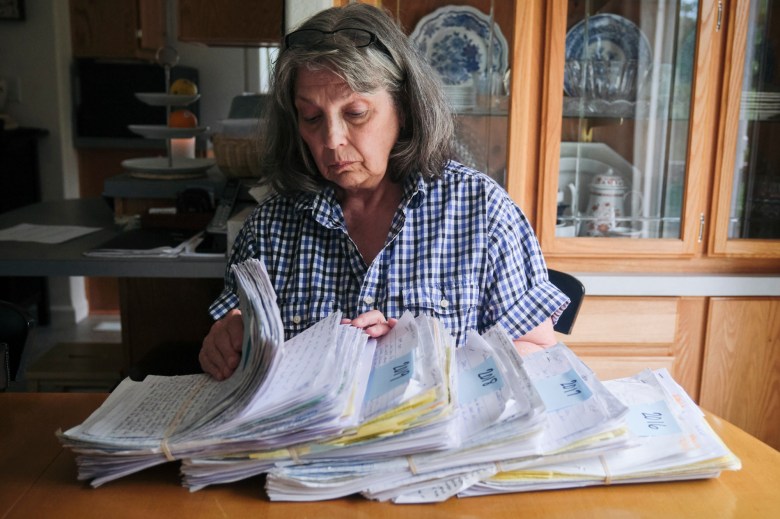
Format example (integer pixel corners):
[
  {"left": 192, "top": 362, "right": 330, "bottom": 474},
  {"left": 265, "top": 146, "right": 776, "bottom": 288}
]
[{"left": 534, "top": 368, "right": 593, "bottom": 411}]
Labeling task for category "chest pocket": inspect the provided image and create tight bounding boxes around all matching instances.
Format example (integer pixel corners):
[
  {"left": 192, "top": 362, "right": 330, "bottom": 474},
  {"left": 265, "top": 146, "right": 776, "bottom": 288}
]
[
  {"left": 402, "top": 282, "right": 480, "bottom": 344},
  {"left": 278, "top": 297, "right": 337, "bottom": 339}
]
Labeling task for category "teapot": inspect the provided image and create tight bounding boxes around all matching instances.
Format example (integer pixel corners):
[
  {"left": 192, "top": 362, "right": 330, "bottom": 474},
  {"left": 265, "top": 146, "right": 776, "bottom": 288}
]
[{"left": 583, "top": 169, "right": 642, "bottom": 236}]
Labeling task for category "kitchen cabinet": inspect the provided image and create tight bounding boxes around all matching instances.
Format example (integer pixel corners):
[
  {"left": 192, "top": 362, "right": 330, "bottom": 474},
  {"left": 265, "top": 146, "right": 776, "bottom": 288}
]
[
  {"left": 556, "top": 296, "right": 707, "bottom": 400},
  {"left": 497, "top": 0, "right": 780, "bottom": 275},
  {"left": 699, "top": 298, "right": 780, "bottom": 450},
  {"left": 177, "top": 0, "right": 283, "bottom": 46},
  {"left": 69, "top": 0, "right": 166, "bottom": 60},
  {"left": 379, "top": 0, "right": 780, "bottom": 270}
]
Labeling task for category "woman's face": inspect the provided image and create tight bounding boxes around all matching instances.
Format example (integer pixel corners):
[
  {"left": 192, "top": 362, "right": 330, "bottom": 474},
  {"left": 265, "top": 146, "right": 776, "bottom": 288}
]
[{"left": 294, "top": 67, "right": 401, "bottom": 194}]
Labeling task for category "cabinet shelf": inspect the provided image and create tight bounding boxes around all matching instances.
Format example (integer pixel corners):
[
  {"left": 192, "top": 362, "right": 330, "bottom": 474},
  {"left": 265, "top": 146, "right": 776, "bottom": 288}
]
[{"left": 562, "top": 97, "right": 692, "bottom": 120}]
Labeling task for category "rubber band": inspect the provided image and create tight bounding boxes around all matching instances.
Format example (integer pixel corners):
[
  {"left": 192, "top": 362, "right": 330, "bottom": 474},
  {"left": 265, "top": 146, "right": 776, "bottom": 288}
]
[
  {"left": 287, "top": 447, "right": 301, "bottom": 463},
  {"left": 161, "top": 439, "right": 175, "bottom": 462},
  {"left": 406, "top": 455, "right": 419, "bottom": 475},
  {"left": 160, "top": 376, "right": 209, "bottom": 461},
  {"left": 599, "top": 455, "right": 613, "bottom": 485}
]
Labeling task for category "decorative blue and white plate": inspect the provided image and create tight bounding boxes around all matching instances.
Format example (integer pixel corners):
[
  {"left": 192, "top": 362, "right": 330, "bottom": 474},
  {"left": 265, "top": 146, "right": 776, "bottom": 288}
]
[
  {"left": 564, "top": 14, "right": 652, "bottom": 95},
  {"left": 411, "top": 5, "right": 508, "bottom": 86}
]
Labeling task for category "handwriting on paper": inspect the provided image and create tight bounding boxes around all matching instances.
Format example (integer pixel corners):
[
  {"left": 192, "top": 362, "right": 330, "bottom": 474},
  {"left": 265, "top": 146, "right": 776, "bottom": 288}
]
[
  {"left": 626, "top": 400, "right": 682, "bottom": 437},
  {"left": 459, "top": 357, "right": 504, "bottom": 403},
  {"left": 365, "top": 350, "right": 415, "bottom": 401},
  {"left": 533, "top": 368, "right": 593, "bottom": 411}
]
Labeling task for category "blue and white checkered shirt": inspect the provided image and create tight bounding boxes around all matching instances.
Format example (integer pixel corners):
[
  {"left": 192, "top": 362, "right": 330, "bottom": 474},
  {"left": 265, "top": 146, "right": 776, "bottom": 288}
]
[{"left": 209, "top": 161, "right": 568, "bottom": 346}]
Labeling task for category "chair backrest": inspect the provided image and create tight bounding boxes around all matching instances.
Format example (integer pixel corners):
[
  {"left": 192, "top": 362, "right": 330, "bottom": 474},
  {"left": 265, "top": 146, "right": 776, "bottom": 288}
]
[
  {"left": 0, "top": 300, "right": 35, "bottom": 383},
  {"left": 547, "top": 269, "right": 585, "bottom": 335}
]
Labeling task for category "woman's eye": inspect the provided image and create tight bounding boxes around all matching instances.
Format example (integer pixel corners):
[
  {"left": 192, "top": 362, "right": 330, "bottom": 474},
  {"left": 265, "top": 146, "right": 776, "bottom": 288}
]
[
  {"left": 347, "top": 110, "right": 367, "bottom": 119},
  {"left": 301, "top": 114, "right": 321, "bottom": 123}
]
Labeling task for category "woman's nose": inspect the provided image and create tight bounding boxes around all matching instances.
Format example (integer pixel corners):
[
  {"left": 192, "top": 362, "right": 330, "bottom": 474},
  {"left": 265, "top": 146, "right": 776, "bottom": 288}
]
[{"left": 323, "top": 118, "right": 347, "bottom": 148}]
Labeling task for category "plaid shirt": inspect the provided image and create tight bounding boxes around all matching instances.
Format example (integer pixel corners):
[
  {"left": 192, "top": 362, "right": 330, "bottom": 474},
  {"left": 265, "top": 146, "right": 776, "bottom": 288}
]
[{"left": 210, "top": 161, "right": 568, "bottom": 346}]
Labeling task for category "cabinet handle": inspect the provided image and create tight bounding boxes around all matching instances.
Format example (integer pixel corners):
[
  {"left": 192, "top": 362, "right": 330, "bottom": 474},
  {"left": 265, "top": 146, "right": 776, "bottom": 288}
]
[
  {"left": 717, "top": 1, "right": 723, "bottom": 32},
  {"left": 698, "top": 213, "right": 706, "bottom": 243}
]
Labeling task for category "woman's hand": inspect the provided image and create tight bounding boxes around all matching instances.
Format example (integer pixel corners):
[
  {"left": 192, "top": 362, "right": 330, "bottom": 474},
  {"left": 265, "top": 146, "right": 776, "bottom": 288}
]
[
  {"left": 200, "top": 309, "right": 244, "bottom": 380},
  {"left": 341, "top": 309, "right": 397, "bottom": 338}
]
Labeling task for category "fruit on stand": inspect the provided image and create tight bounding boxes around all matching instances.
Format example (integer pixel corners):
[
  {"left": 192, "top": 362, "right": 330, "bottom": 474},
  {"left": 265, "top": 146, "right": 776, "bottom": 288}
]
[
  {"left": 169, "top": 109, "right": 198, "bottom": 128},
  {"left": 169, "top": 78, "right": 198, "bottom": 96}
]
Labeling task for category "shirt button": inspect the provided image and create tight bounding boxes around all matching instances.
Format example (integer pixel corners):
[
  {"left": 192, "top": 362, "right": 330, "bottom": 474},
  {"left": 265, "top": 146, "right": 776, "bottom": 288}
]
[
  {"left": 292, "top": 315, "right": 302, "bottom": 324},
  {"left": 440, "top": 298, "right": 450, "bottom": 309},
  {"left": 363, "top": 295, "right": 375, "bottom": 306}
]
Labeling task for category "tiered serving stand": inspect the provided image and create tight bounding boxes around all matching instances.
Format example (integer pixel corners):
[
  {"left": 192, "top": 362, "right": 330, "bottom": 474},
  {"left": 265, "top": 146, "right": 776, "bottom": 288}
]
[{"left": 122, "top": 46, "right": 215, "bottom": 179}]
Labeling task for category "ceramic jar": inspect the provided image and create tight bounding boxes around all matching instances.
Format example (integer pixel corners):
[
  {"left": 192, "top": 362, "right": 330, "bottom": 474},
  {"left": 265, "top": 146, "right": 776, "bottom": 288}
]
[{"left": 583, "top": 169, "right": 640, "bottom": 236}]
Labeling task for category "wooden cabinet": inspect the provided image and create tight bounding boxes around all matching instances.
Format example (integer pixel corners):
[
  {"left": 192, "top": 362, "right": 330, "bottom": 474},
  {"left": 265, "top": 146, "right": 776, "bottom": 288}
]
[
  {"left": 700, "top": 298, "right": 780, "bottom": 450},
  {"left": 177, "top": 0, "right": 283, "bottom": 46},
  {"left": 556, "top": 296, "right": 707, "bottom": 400},
  {"left": 498, "top": 0, "right": 780, "bottom": 275},
  {"left": 69, "top": 0, "right": 166, "bottom": 60}
]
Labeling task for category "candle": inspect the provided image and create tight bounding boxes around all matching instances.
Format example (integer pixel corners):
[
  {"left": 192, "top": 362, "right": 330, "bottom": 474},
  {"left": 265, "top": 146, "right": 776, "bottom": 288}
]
[{"left": 170, "top": 137, "right": 195, "bottom": 159}]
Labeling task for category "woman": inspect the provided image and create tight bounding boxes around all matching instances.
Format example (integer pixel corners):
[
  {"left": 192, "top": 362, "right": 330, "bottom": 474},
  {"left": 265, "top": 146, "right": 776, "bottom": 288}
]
[{"left": 200, "top": 3, "right": 569, "bottom": 381}]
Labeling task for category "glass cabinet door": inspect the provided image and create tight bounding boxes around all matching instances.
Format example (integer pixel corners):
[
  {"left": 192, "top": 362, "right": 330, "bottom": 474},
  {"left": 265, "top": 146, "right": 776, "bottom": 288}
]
[
  {"left": 388, "top": 0, "right": 512, "bottom": 186},
  {"left": 712, "top": 0, "right": 780, "bottom": 256},
  {"left": 539, "top": 0, "right": 711, "bottom": 256}
]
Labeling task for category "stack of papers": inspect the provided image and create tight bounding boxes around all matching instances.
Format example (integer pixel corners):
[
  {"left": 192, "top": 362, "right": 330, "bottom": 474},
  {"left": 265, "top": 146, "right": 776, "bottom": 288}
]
[
  {"left": 58, "top": 258, "right": 741, "bottom": 502},
  {"left": 462, "top": 367, "right": 741, "bottom": 496}
]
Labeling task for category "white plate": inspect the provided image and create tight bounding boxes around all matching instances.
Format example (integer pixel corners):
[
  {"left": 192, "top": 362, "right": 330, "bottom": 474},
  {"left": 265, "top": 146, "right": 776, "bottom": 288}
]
[
  {"left": 135, "top": 93, "right": 200, "bottom": 106},
  {"left": 128, "top": 125, "right": 209, "bottom": 139},
  {"left": 411, "top": 5, "right": 508, "bottom": 86},
  {"left": 121, "top": 157, "right": 216, "bottom": 175}
]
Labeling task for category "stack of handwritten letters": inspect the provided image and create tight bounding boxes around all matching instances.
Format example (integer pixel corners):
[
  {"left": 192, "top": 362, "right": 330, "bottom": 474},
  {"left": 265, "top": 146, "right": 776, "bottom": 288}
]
[{"left": 58, "top": 259, "right": 741, "bottom": 503}]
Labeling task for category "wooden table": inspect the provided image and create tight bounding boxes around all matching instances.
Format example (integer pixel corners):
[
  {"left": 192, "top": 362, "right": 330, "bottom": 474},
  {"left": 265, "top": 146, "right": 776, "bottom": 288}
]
[{"left": 2, "top": 392, "right": 779, "bottom": 518}]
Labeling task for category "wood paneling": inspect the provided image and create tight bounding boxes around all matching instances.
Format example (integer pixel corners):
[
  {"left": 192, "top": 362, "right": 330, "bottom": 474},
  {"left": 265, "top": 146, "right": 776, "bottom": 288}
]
[
  {"left": 700, "top": 298, "right": 780, "bottom": 450},
  {"left": 119, "top": 278, "right": 223, "bottom": 367},
  {"left": 178, "top": 0, "right": 283, "bottom": 46},
  {"left": 558, "top": 296, "right": 707, "bottom": 399},
  {"left": 70, "top": 0, "right": 165, "bottom": 60}
]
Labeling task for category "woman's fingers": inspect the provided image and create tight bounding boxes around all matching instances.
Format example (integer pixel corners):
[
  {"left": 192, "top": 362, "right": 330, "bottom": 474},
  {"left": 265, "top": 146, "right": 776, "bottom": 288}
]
[
  {"left": 345, "top": 311, "right": 397, "bottom": 337},
  {"left": 200, "top": 309, "right": 244, "bottom": 380}
]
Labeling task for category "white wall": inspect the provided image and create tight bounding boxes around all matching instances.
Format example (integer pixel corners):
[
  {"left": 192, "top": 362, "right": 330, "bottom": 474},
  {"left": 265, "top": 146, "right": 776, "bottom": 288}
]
[{"left": 0, "top": 0, "right": 76, "bottom": 201}]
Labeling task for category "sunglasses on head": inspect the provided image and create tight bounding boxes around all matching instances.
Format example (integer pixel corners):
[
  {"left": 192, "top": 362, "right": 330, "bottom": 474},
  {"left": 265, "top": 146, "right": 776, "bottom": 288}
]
[{"left": 284, "top": 28, "right": 393, "bottom": 60}]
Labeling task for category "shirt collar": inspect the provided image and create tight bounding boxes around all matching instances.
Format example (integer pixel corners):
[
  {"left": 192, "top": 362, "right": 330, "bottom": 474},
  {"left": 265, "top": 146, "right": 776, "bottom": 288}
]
[
  {"left": 401, "top": 170, "right": 428, "bottom": 210},
  {"left": 292, "top": 170, "right": 430, "bottom": 227}
]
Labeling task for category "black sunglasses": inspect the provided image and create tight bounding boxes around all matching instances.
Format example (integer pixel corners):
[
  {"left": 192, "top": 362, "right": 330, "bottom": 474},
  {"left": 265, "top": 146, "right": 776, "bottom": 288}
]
[{"left": 284, "top": 28, "right": 393, "bottom": 60}]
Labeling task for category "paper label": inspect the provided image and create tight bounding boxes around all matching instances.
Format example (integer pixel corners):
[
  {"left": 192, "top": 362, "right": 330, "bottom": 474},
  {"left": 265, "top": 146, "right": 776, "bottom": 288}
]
[
  {"left": 458, "top": 356, "right": 504, "bottom": 403},
  {"left": 626, "top": 400, "right": 682, "bottom": 437},
  {"left": 365, "top": 350, "right": 414, "bottom": 401},
  {"left": 533, "top": 368, "right": 593, "bottom": 411}
]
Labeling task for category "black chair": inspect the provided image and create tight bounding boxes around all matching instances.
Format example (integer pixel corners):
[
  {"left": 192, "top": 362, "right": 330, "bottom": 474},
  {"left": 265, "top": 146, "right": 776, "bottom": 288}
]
[
  {"left": 0, "top": 300, "right": 35, "bottom": 389},
  {"left": 547, "top": 269, "right": 585, "bottom": 335}
]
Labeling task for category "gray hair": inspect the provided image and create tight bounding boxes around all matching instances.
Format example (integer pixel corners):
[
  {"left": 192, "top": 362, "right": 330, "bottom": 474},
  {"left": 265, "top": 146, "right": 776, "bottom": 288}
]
[{"left": 257, "top": 3, "right": 454, "bottom": 196}]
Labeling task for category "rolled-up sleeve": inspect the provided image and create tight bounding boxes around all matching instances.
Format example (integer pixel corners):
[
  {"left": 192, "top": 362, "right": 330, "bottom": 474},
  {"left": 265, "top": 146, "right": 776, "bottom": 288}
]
[{"left": 481, "top": 190, "right": 569, "bottom": 338}]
